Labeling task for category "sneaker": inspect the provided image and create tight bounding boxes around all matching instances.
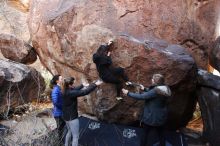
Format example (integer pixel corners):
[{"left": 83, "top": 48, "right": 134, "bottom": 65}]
[
  {"left": 125, "top": 81, "right": 133, "bottom": 86},
  {"left": 116, "top": 96, "right": 123, "bottom": 100}
]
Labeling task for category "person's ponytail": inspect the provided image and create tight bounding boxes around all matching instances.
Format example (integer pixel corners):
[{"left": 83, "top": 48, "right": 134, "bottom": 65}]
[
  {"left": 61, "top": 77, "right": 75, "bottom": 94},
  {"left": 50, "top": 74, "right": 61, "bottom": 87}
]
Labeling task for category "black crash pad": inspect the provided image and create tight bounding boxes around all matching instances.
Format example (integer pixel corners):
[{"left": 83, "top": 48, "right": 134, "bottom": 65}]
[{"left": 78, "top": 117, "right": 187, "bottom": 146}]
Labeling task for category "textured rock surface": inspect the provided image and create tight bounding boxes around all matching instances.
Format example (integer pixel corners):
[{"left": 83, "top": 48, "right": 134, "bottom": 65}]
[
  {"left": 209, "top": 36, "right": 220, "bottom": 72},
  {"left": 27, "top": 0, "right": 205, "bottom": 128},
  {"left": 1, "top": 116, "right": 56, "bottom": 145},
  {"left": 197, "top": 70, "right": 220, "bottom": 146},
  {"left": 0, "top": 59, "right": 45, "bottom": 117},
  {"left": 0, "top": 34, "right": 37, "bottom": 64},
  {"left": 28, "top": 0, "right": 220, "bottom": 71},
  {"left": 6, "top": 0, "right": 30, "bottom": 12},
  {"left": 0, "top": 1, "right": 30, "bottom": 41}
]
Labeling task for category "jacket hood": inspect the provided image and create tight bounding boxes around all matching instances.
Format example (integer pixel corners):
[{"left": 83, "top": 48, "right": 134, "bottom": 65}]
[{"left": 154, "top": 85, "right": 171, "bottom": 97}]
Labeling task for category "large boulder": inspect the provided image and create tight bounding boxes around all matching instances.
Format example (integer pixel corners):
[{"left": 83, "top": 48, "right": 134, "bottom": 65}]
[
  {"left": 0, "top": 59, "right": 45, "bottom": 117},
  {"left": 78, "top": 37, "right": 197, "bottom": 129},
  {"left": 209, "top": 36, "right": 220, "bottom": 72},
  {"left": 197, "top": 70, "right": 220, "bottom": 146},
  {"left": 0, "top": 34, "right": 37, "bottom": 64},
  {"left": 28, "top": 0, "right": 201, "bottom": 128}
]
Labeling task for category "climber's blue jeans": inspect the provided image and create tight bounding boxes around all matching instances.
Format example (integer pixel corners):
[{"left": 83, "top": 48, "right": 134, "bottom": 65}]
[{"left": 65, "top": 118, "right": 79, "bottom": 146}]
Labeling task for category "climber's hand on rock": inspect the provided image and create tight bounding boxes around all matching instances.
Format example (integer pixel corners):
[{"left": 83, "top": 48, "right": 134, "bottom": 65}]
[
  {"left": 122, "top": 88, "right": 129, "bottom": 95},
  {"left": 108, "top": 39, "right": 113, "bottom": 45},
  {"left": 95, "top": 79, "right": 103, "bottom": 86}
]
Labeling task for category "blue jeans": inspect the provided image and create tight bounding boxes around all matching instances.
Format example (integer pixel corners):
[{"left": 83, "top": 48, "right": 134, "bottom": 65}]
[{"left": 65, "top": 118, "right": 79, "bottom": 146}]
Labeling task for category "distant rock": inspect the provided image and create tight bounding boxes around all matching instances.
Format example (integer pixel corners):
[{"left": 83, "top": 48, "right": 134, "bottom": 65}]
[
  {"left": 0, "top": 59, "right": 45, "bottom": 117},
  {"left": 0, "top": 34, "right": 37, "bottom": 64}
]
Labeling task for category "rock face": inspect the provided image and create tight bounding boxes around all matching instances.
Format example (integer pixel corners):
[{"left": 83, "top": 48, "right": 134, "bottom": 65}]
[
  {"left": 0, "top": 1, "right": 30, "bottom": 41},
  {"left": 27, "top": 0, "right": 210, "bottom": 128},
  {"left": 0, "top": 34, "right": 37, "bottom": 64},
  {"left": 0, "top": 59, "right": 45, "bottom": 117},
  {"left": 28, "top": 0, "right": 220, "bottom": 71},
  {"left": 209, "top": 36, "right": 220, "bottom": 72},
  {"left": 197, "top": 70, "right": 220, "bottom": 146}
]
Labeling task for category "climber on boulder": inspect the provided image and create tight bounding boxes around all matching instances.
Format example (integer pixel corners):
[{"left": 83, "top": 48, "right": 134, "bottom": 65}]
[{"left": 93, "top": 39, "right": 132, "bottom": 100}]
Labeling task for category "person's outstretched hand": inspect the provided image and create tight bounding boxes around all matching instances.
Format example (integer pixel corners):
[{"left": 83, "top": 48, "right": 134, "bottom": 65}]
[
  {"left": 95, "top": 79, "right": 103, "bottom": 86},
  {"left": 139, "top": 84, "right": 145, "bottom": 90},
  {"left": 122, "top": 88, "right": 129, "bottom": 95}
]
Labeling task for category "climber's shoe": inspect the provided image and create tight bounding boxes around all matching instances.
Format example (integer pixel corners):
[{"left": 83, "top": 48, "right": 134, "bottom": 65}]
[
  {"left": 116, "top": 96, "right": 123, "bottom": 101},
  {"left": 125, "top": 81, "right": 133, "bottom": 86}
]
